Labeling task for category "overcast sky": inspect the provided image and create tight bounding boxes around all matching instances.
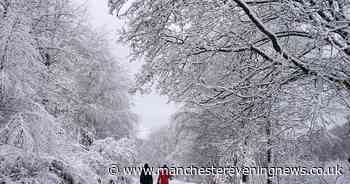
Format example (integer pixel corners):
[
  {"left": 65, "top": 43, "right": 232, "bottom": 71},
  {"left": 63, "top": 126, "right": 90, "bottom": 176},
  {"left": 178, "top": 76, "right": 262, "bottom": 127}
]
[{"left": 75, "top": 0, "right": 178, "bottom": 139}]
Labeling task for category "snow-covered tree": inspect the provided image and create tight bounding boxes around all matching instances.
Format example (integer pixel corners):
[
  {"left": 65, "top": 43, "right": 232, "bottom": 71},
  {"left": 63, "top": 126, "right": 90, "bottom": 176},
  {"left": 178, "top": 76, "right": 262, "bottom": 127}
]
[
  {"left": 110, "top": 0, "right": 350, "bottom": 183},
  {"left": 0, "top": 0, "right": 138, "bottom": 183}
]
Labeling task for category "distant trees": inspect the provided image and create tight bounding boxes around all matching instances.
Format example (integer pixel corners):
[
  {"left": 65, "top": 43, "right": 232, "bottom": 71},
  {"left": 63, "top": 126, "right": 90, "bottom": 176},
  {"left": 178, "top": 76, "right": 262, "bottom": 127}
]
[
  {"left": 138, "top": 124, "right": 176, "bottom": 166},
  {"left": 110, "top": 0, "right": 350, "bottom": 183}
]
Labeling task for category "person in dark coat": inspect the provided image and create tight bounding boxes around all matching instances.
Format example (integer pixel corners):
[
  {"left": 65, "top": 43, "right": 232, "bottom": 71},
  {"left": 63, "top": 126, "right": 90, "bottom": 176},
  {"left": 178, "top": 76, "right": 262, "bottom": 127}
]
[{"left": 140, "top": 163, "right": 153, "bottom": 184}]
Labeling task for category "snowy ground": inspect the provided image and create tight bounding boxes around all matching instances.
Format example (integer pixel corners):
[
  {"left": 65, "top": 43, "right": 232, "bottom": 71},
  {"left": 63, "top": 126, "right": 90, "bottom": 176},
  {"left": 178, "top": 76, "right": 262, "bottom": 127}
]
[
  {"left": 171, "top": 179, "right": 197, "bottom": 184},
  {"left": 131, "top": 177, "right": 197, "bottom": 184}
]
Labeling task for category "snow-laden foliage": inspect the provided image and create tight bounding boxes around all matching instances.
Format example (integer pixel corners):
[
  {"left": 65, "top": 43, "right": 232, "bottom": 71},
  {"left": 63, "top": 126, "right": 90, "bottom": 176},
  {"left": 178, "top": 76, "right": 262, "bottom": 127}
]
[
  {"left": 0, "top": 144, "right": 101, "bottom": 184},
  {"left": 91, "top": 137, "right": 138, "bottom": 167},
  {"left": 0, "top": 0, "right": 138, "bottom": 183},
  {"left": 110, "top": 0, "right": 350, "bottom": 183},
  {"left": 0, "top": 108, "right": 99, "bottom": 183}
]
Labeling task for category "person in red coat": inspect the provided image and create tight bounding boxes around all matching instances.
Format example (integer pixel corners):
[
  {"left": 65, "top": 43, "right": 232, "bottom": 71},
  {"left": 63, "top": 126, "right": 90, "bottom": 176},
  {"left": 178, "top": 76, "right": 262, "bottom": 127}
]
[{"left": 157, "top": 165, "right": 172, "bottom": 184}]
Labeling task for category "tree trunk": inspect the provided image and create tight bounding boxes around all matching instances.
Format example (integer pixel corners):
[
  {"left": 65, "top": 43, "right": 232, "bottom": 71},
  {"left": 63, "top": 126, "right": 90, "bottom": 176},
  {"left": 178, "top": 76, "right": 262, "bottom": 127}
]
[
  {"left": 266, "top": 119, "right": 272, "bottom": 184},
  {"left": 242, "top": 137, "right": 249, "bottom": 184}
]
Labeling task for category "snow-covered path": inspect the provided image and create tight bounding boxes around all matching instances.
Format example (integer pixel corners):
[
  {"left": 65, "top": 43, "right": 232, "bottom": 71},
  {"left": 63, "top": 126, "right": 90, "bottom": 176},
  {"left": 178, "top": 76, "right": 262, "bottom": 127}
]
[
  {"left": 171, "top": 179, "right": 197, "bottom": 184},
  {"left": 132, "top": 178, "right": 197, "bottom": 184}
]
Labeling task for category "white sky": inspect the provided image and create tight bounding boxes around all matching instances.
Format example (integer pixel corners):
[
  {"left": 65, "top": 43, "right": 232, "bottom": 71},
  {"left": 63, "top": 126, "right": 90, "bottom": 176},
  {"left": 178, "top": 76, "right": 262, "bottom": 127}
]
[{"left": 74, "top": 0, "right": 178, "bottom": 139}]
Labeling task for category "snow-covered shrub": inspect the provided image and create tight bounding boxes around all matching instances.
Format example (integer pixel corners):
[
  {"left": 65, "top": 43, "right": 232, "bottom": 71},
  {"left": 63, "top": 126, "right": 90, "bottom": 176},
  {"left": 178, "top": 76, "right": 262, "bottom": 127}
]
[
  {"left": 88, "top": 137, "right": 138, "bottom": 184},
  {"left": 0, "top": 145, "right": 96, "bottom": 184},
  {"left": 0, "top": 110, "right": 137, "bottom": 184},
  {"left": 91, "top": 137, "right": 138, "bottom": 167},
  {"left": 0, "top": 109, "right": 97, "bottom": 183}
]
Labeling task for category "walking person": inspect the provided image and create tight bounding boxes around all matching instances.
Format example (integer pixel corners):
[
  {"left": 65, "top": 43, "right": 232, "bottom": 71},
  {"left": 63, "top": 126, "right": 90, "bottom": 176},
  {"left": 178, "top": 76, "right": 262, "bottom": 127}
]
[
  {"left": 140, "top": 163, "right": 153, "bottom": 184},
  {"left": 157, "top": 165, "right": 172, "bottom": 184}
]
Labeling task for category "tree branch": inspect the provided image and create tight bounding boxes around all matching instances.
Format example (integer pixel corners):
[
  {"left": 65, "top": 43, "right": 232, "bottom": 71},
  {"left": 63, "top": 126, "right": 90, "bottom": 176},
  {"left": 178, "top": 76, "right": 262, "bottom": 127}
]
[
  {"left": 232, "top": 0, "right": 310, "bottom": 73},
  {"left": 245, "top": 0, "right": 279, "bottom": 5},
  {"left": 232, "top": 0, "right": 350, "bottom": 90}
]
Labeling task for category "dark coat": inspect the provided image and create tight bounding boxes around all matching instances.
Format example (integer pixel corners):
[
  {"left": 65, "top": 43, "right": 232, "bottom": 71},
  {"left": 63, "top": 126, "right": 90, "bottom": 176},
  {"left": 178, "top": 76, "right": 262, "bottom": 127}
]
[{"left": 140, "top": 167, "right": 153, "bottom": 184}]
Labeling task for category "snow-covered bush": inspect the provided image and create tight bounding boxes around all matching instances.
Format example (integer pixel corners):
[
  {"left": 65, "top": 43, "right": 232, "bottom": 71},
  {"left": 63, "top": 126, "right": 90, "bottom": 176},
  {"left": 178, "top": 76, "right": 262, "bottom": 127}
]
[
  {"left": 91, "top": 137, "right": 138, "bottom": 168},
  {"left": 0, "top": 110, "right": 99, "bottom": 184},
  {"left": 0, "top": 110, "right": 137, "bottom": 184}
]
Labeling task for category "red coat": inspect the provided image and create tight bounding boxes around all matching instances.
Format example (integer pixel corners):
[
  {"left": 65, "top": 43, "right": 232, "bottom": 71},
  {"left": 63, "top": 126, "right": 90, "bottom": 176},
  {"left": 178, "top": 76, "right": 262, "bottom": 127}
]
[{"left": 158, "top": 169, "right": 170, "bottom": 184}]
